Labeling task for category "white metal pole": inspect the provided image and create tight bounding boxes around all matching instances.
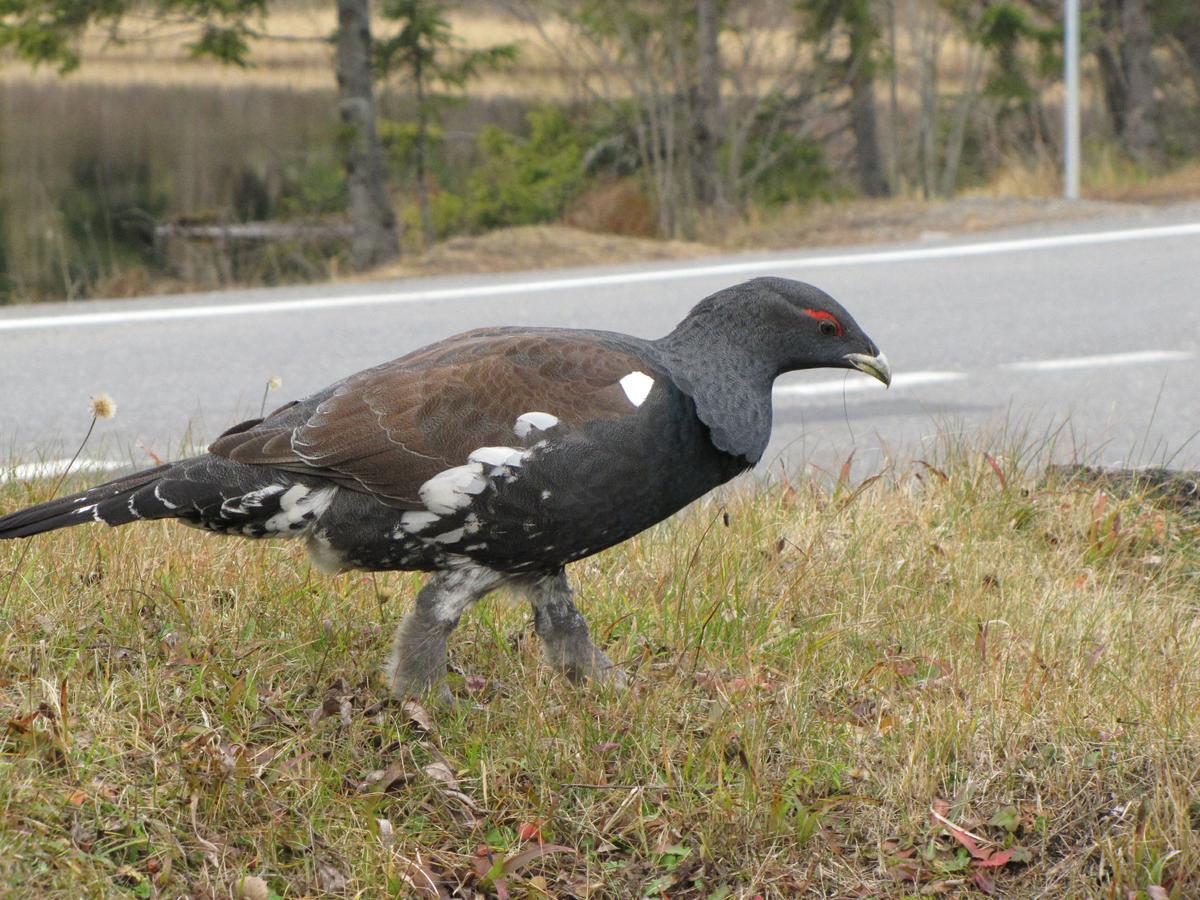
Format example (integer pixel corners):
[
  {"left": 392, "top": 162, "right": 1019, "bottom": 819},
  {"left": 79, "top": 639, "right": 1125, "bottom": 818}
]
[{"left": 1064, "top": 0, "right": 1081, "bottom": 199}]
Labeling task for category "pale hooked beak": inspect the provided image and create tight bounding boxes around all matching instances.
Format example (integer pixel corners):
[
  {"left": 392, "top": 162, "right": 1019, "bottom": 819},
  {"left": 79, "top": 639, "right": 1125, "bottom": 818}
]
[{"left": 845, "top": 351, "right": 892, "bottom": 387}]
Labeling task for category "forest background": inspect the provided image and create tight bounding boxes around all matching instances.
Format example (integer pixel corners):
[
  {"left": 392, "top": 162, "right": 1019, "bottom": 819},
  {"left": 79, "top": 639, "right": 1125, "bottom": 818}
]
[{"left": 1, "top": 0, "right": 1197, "bottom": 304}]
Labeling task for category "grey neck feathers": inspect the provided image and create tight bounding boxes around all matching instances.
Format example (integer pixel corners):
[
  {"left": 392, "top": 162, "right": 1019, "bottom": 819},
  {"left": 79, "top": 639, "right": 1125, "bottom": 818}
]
[{"left": 654, "top": 314, "right": 777, "bottom": 464}]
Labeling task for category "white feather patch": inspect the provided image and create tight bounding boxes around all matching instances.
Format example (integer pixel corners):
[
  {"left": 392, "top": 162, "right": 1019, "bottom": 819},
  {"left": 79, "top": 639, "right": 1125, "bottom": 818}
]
[
  {"left": 514, "top": 411, "right": 559, "bottom": 437},
  {"left": 263, "top": 484, "right": 336, "bottom": 533},
  {"left": 398, "top": 510, "right": 440, "bottom": 535},
  {"left": 306, "top": 530, "right": 350, "bottom": 574},
  {"left": 419, "top": 463, "right": 488, "bottom": 514},
  {"left": 468, "top": 446, "right": 525, "bottom": 468},
  {"left": 221, "top": 483, "right": 286, "bottom": 515},
  {"left": 619, "top": 371, "right": 654, "bottom": 407},
  {"left": 432, "top": 527, "right": 465, "bottom": 544}
]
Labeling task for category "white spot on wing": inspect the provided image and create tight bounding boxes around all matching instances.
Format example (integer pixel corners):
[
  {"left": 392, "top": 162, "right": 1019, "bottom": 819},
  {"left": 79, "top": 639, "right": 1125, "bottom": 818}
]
[
  {"left": 514, "top": 411, "right": 559, "bottom": 437},
  {"left": 433, "top": 527, "right": 465, "bottom": 544},
  {"left": 619, "top": 371, "right": 654, "bottom": 407}
]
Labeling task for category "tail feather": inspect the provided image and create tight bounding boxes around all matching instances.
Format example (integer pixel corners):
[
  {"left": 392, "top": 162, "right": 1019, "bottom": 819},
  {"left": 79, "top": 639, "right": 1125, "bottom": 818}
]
[
  {"left": 0, "top": 456, "right": 337, "bottom": 540},
  {"left": 0, "top": 465, "right": 172, "bottom": 539}
]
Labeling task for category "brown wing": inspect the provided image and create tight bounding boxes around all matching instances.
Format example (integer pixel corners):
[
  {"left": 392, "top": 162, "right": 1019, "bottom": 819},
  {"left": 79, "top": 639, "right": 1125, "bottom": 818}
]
[{"left": 209, "top": 330, "right": 654, "bottom": 507}]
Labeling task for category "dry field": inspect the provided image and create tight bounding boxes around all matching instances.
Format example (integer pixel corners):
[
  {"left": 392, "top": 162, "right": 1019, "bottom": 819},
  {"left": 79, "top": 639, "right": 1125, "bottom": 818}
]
[
  {"left": 0, "top": 4, "right": 575, "bottom": 95},
  {"left": 1, "top": 439, "right": 1198, "bottom": 897}
]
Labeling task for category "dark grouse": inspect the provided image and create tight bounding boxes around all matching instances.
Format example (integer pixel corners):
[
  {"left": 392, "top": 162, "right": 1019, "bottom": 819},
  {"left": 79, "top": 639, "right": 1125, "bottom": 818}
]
[{"left": 0, "top": 277, "right": 890, "bottom": 699}]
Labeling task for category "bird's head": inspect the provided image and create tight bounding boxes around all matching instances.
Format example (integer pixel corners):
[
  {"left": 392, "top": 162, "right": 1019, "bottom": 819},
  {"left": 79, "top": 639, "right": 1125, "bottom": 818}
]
[
  {"left": 760, "top": 277, "right": 890, "bottom": 385},
  {"left": 703, "top": 277, "right": 891, "bottom": 387}
]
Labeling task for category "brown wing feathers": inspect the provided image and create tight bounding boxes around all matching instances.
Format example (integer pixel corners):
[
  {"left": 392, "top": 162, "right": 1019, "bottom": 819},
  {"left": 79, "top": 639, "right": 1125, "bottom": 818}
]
[{"left": 209, "top": 331, "right": 652, "bottom": 507}]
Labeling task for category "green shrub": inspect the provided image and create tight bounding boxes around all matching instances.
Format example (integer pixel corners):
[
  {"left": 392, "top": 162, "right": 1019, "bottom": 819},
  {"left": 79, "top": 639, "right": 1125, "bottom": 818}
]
[
  {"left": 463, "top": 106, "right": 586, "bottom": 230},
  {"left": 276, "top": 156, "right": 347, "bottom": 219},
  {"left": 743, "top": 132, "right": 835, "bottom": 206}
]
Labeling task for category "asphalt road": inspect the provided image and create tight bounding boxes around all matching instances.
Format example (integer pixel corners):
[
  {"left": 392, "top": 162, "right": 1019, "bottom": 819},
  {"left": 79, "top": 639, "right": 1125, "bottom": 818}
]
[{"left": 2, "top": 204, "right": 1199, "bottom": 484}]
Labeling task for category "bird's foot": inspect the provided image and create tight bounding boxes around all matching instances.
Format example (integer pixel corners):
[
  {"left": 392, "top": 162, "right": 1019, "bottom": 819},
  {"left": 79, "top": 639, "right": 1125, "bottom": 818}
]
[
  {"left": 387, "top": 672, "right": 455, "bottom": 706},
  {"left": 383, "top": 624, "right": 454, "bottom": 704},
  {"left": 545, "top": 638, "right": 627, "bottom": 690}
]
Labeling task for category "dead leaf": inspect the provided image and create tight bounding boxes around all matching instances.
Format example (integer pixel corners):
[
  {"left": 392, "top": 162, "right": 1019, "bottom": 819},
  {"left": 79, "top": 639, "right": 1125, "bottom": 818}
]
[
  {"left": 316, "top": 861, "right": 347, "bottom": 893},
  {"left": 971, "top": 871, "right": 996, "bottom": 894},
  {"left": 358, "top": 760, "right": 412, "bottom": 794},
  {"left": 517, "top": 819, "right": 545, "bottom": 843},
  {"left": 920, "top": 881, "right": 955, "bottom": 896},
  {"left": 403, "top": 700, "right": 435, "bottom": 733},
  {"left": 397, "top": 854, "right": 451, "bottom": 899},
  {"left": 502, "top": 843, "right": 576, "bottom": 877},
  {"left": 472, "top": 846, "right": 510, "bottom": 900},
  {"left": 975, "top": 848, "right": 1015, "bottom": 868},
  {"left": 929, "top": 806, "right": 991, "bottom": 860},
  {"left": 310, "top": 695, "right": 350, "bottom": 727},
  {"left": 424, "top": 760, "right": 458, "bottom": 789}
]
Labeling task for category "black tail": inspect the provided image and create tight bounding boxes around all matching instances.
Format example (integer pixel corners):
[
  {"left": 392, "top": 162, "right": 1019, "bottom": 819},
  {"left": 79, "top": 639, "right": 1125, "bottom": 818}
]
[
  {"left": 0, "top": 465, "right": 174, "bottom": 539},
  {"left": 1, "top": 455, "right": 334, "bottom": 540}
]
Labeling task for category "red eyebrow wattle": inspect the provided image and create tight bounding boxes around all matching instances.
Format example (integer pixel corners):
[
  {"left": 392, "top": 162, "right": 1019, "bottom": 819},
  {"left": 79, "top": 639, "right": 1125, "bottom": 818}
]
[{"left": 803, "top": 309, "right": 843, "bottom": 336}]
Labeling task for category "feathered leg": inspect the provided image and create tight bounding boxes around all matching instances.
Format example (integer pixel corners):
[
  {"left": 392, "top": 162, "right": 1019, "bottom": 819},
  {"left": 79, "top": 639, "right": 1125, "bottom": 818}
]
[
  {"left": 526, "top": 571, "right": 624, "bottom": 687},
  {"left": 385, "top": 565, "right": 505, "bottom": 701}
]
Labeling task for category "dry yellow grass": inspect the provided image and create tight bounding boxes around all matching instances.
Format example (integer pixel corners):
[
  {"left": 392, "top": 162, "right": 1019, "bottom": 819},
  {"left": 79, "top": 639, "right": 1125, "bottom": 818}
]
[
  {"left": 0, "top": 8, "right": 572, "bottom": 95},
  {"left": 1, "top": 440, "right": 1198, "bottom": 896},
  {"left": 360, "top": 224, "right": 716, "bottom": 281}
]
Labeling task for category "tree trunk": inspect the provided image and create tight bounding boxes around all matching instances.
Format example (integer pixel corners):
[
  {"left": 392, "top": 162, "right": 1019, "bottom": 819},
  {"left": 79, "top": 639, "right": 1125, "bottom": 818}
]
[
  {"left": 693, "top": 0, "right": 722, "bottom": 208},
  {"left": 916, "top": 6, "right": 940, "bottom": 200},
  {"left": 939, "top": 45, "right": 983, "bottom": 197},
  {"left": 1097, "top": 0, "right": 1161, "bottom": 167},
  {"left": 846, "top": 1, "right": 889, "bottom": 197},
  {"left": 413, "top": 57, "right": 435, "bottom": 251},
  {"left": 886, "top": 0, "right": 900, "bottom": 191},
  {"left": 335, "top": 0, "right": 400, "bottom": 269}
]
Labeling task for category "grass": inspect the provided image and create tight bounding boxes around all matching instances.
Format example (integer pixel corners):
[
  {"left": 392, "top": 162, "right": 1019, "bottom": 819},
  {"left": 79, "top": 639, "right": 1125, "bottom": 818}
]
[{"left": 1, "top": 443, "right": 1198, "bottom": 898}]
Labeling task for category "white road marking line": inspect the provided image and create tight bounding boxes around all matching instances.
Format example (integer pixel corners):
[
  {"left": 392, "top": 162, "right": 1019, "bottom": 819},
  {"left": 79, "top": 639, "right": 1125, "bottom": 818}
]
[
  {"left": 1004, "top": 350, "right": 1194, "bottom": 371},
  {"left": 0, "top": 458, "right": 128, "bottom": 484},
  {"left": 774, "top": 370, "right": 966, "bottom": 399},
  {"left": 1, "top": 221, "right": 1198, "bottom": 333}
]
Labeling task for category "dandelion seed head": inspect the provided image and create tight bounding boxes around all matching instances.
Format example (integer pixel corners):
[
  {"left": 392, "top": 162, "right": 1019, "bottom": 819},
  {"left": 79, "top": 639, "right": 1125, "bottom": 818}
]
[
  {"left": 236, "top": 875, "right": 269, "bottom": 900},
  {"left": 89, "top": 393, "right": 117, "bottom": 420},
  {"left": 267, "top": 377, "right": 282, "bottom": 391}
]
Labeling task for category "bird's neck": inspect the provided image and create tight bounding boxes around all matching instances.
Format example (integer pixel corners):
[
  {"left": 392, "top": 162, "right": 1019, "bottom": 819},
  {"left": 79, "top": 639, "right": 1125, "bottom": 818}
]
[{"left": 653, "top": 320, "right": 776, "bottom": 464}]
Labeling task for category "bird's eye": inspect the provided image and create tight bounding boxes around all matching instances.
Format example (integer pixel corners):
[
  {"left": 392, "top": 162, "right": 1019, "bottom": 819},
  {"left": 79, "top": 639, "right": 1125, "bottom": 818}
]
[{"left": 803, "top": 308, "right": 844, "bottom": 337}]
